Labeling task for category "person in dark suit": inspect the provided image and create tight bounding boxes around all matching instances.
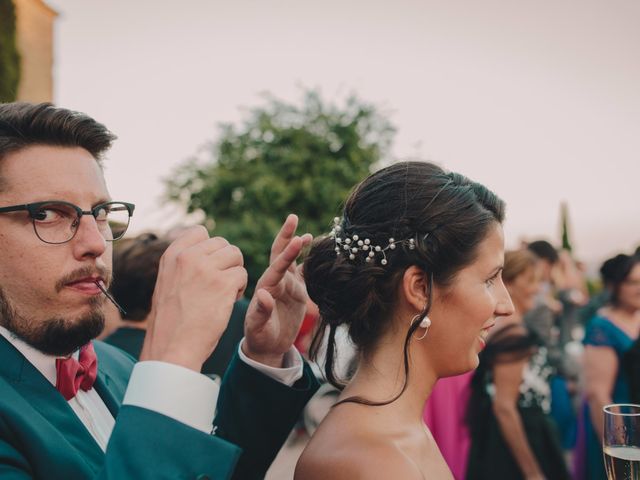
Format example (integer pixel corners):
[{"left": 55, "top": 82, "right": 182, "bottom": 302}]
[
  {"left": 104, "top": 232, "right": 247, "bottom": 377},
  {"left": 0, "top": 102, "right": 319, "bottom": 479}
]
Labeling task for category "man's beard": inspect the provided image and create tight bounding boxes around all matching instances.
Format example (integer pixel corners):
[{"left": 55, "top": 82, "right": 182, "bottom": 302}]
[{"left": 0, "top": 286, "right": 105, "bottom": 356}]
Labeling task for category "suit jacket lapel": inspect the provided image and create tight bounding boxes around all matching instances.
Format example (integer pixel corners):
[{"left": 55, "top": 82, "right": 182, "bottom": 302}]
[
  {"left": 0, "top": 336, "right": 105, "bottom": 468},
  {"left": 93, "top": 367, "right": 120, "bottom": 417}
]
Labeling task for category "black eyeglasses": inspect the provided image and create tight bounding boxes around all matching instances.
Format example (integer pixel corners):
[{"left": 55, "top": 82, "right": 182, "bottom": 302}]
[{"left": 0, "top": 200, "right": 135, "bottom": 244}]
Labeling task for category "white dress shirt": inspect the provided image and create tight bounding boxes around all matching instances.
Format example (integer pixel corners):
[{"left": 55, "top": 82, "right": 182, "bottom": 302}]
[{"left": 0, "top": 326, "right": 304, "bottom": 452}]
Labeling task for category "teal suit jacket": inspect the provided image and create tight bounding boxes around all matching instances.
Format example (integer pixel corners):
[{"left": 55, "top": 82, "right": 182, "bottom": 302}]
[{"left": 0, "top": 336, "right": 319, "bottom": 479}]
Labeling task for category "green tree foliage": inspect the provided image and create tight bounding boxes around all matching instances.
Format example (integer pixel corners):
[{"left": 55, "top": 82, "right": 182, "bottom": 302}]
[
  {"left": 167, "top": 90, "right": 395, "bottom": 290},
  {"left": 0, "top": 0, "right": 21, "bottom": 102}
]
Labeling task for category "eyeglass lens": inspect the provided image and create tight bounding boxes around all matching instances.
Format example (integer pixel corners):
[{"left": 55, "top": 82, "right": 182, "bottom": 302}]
[{"left": 32, "top": 202, "right": 131, "bottom": 244}]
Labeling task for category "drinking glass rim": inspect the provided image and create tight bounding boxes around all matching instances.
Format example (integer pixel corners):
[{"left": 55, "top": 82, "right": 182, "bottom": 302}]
[{"left": 603, "top": 403, "right": 640, "bottom": 416}]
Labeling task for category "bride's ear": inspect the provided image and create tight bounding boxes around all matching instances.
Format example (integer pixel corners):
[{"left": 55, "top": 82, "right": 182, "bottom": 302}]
[{"left": 400, "top": 266, "right": 429, "bottom": 312}]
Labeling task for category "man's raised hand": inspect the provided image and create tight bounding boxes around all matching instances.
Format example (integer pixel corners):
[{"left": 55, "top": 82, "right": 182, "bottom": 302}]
[
  {"left": 243, "top": 214, "right": 312, "bottom": 368},
  {"left": 141, "top": 226, "right": 247, "bottom": 371}
]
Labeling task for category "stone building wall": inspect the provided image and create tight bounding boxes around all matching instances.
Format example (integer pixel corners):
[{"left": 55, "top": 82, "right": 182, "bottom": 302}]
[{"left": 14, "top": 0, "right": 57, "bottom": 102}]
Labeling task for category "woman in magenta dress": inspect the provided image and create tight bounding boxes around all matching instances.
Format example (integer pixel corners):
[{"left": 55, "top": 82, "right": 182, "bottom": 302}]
[{"left": 424, "top": 372, "right": 473, "bottom": 479}]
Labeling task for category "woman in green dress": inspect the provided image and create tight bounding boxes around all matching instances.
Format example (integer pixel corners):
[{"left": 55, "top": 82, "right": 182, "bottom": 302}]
[{"left": 575, "top": 253, "right": 640, "bottom": 479}]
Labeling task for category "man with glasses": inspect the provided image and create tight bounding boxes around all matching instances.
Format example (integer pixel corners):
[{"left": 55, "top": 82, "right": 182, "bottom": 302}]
[{"left": 0, "top": 102, "right": 319, "bottom": 479}]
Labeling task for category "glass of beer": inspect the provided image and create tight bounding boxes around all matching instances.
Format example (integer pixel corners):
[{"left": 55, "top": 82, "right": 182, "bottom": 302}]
[{"left": 604, "top": 404, "right": 640, "bottom": 479}]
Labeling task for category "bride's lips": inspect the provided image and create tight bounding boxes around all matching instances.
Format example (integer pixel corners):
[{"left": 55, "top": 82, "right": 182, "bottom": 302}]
[{"left": 478, "top": 322, "right": 496, "bottom": 349}]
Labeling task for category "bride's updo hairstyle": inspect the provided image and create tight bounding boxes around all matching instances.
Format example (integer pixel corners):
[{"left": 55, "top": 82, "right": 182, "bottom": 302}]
[{"left": 304, "top": 161, "right": 505, "bottom": 405}]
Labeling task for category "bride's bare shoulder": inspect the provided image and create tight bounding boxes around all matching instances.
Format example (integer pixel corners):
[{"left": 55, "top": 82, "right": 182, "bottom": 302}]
[{"left": 294, "top": 431, "right": 422, "bottom": 480}]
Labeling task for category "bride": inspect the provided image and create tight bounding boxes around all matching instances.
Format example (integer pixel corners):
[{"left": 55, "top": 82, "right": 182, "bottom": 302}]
[{"left": 295, "top": 161, "right": 514, "bottom": 479}]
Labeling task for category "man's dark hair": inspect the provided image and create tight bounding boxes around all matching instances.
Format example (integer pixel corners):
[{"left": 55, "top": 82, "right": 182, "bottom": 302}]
[
  {"left": 527, "top": 240, "right": 559, "bottom": 264},
  {"left": 0, "top": 102, "right": 115, "bottom": 189},
  {"left": 111, "top": 233, "right": 171, "bottom": 321}
]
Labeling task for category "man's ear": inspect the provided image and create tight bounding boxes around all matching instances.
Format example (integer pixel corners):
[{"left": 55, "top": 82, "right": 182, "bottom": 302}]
[{"left": 400, "top": 265, "right": 429, "bottom": 312}]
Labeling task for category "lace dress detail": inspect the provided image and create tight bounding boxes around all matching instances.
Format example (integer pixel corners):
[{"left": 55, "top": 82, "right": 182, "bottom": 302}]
[
  {"left": 520, "top": 346, "right": 552, "bottom": 411},
  {"left": 483, "top": 339, "right": 552, "bottom": 412}
]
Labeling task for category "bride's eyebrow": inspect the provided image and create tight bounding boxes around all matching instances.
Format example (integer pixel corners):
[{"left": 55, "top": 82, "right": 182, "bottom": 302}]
[{"left": 486, "top": 265, "right": 503, "bottom": 278}]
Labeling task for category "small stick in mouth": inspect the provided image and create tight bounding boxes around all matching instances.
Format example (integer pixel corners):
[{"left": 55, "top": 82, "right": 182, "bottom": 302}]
[{"left": 93, "top": 280, "right": 127, "bottom": 317}]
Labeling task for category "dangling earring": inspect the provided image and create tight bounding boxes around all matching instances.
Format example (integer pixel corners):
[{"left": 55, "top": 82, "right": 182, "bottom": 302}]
[{"left": 410, "top": 313, "right": 431, "bottom": 340}]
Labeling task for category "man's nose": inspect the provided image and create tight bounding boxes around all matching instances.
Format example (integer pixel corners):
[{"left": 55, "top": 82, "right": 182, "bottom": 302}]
[{"left": 70, "top": 214, "right": 107, "bottom": 259}]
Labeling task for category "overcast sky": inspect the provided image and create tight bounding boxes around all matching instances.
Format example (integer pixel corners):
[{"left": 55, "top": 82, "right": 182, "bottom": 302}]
[{"left": 47, "top": 0, "right": 640, "bottom": 267}]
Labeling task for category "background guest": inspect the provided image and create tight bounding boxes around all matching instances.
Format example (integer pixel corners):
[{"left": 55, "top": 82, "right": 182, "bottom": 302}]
[
  {"left": 574, "top": 253, "right": 640, "bottom": 480},
  {"left": 467, "top": 249, "right": 569, "bottom": 480}
]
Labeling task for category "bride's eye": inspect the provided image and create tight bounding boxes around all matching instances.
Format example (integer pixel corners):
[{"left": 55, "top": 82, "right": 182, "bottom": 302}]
[{"left": 486, "top": 272, "right": 500, "bottom": 286}]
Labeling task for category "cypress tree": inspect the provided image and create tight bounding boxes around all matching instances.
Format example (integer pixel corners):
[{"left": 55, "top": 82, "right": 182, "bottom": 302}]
[
  {"left": 560, "top": 201, "right": 572, "bottom": 253},
  {"left": 0, "top": 0, "right": 21, "bottom": 102}
]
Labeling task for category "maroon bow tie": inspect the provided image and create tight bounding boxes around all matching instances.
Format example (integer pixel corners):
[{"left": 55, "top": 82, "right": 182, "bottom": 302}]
[{"left": 55, "top": 343, "right": 98, "bottom": 401}]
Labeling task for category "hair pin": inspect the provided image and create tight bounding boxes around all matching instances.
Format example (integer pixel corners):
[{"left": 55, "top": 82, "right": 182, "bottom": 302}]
[{"left": 330, "top": 217, "right": 418, "bottom": 266}]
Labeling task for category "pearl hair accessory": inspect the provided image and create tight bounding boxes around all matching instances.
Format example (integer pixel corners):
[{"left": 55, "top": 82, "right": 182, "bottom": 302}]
[
  {"left": 330, "top": 217, "right": 419, "bottom": 266},
  {"left": 330, "top": 177, "right": 452, "bottom": 266}
]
